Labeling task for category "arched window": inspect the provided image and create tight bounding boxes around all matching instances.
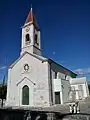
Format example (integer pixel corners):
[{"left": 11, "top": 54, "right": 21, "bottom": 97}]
[
  {"left": 26, "top": 34, "right": 30, "bottom": 41},
  {"left": 22, "top": 85, "right": 29, "bottom": 105},
  {"left": 34, "top": 34, "right": 39, "bottom": 45},
  {"left": 25, "top": 34, "right": 30, "bottom": 45},
  {"left": 35, "top": 34, "right": 37, "bottom": 43}
]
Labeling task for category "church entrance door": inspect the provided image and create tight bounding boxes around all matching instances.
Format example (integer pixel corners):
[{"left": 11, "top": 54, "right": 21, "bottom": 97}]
[{"left": 22, "top": 85, "right": 29, "bottom": 105}]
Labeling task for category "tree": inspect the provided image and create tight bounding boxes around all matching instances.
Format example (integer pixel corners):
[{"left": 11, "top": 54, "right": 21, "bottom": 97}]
[{"left": 0, "top": 84, "right": 7, "bottom": 99}]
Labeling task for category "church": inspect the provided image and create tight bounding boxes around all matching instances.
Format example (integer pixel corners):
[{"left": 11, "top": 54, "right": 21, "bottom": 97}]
[{"left": 6, "top": 7, "right": 77, "bottom": 107}]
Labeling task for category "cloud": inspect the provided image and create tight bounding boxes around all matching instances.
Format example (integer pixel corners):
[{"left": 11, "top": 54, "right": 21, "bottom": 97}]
[
  {"left": 74, "top": 68, "right": 84, "bottom": 75},
  {"left": 87, "top": 68, "right": 90, "bottom": 73},
  {"left": 0, "top": 66, "right": 6, "bottom": 70},
  {"left": 74, "top": 68, "right": 90, "bottom": 75}
]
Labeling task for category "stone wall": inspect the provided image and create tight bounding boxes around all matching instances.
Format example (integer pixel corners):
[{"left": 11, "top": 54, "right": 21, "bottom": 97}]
[
  {"left": 0, "top": 107, "right": 90, "bottom": 120},
  {"left": 0, "top": 109, "right": 47, "bottom": 120},
  {"left": 62, "top": 115, "right": 90, "bottom": 120}
]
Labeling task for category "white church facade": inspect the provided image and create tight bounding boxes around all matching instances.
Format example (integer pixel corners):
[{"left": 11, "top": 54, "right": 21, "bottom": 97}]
[{"left": 6, "top": 8, "right": 90, "bottom": 108}]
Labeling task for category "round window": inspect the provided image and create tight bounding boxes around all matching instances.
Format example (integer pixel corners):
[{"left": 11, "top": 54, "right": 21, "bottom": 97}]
[{"left": 24, "top": 64, "right": 29, "bottom": 71}]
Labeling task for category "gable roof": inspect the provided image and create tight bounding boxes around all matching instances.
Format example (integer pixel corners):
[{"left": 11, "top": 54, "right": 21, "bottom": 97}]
[
  {"left": 49, "top": 58, "right": 77, "bottom": 77},
  {"left": 9, "top": 52, "right": 47, "bottom": 69},
  {"left": 9, "top": 52, "right": 76, "bottom": 76},
  {"left": 42, "top": 58, "right": 77, "bottom": 77}
]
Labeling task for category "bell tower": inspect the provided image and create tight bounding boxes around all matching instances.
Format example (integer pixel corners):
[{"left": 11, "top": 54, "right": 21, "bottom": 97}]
[{"left": 20, "top": 7, "right": 41, "bottom": 56}]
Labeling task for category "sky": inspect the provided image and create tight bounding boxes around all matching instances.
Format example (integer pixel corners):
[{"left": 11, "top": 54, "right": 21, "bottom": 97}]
[{"left": 0, "top": 0, "right": 90, "bottom": 81}]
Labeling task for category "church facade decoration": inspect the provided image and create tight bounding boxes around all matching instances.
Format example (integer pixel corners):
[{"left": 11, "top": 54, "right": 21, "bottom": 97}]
[{"left": 24, "top": 64, "right": 29, "bottom": 71}]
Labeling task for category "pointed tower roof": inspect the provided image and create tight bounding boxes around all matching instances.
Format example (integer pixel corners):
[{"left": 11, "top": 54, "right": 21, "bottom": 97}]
[{"left": 24, "top": 7, "right": 39, "bottom": 30}]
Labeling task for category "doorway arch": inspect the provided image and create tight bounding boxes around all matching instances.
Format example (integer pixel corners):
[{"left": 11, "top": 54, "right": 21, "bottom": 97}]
[{"left": 22, "top": 85, "right": 29, "bottom": 105}]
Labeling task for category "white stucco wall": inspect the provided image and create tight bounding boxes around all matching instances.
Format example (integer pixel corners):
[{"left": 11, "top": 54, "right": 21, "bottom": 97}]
[
  {"left": 53, "top": 78, "right": 70, "bottom": 104},
  {"left": 50, "top": 62, "right": 75, "bottom": 105},
  {"left": 70, "top": 77, "right": 89, "bottom": 100},
  {"left": 61, "top": 79, "right": 70, "bottom": 103},
  {"left": 6, "top": 53, "right": 50, "bottom": 107}
]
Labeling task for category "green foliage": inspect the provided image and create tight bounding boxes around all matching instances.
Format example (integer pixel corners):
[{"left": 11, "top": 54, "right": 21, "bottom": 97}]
[{"left": 0, "top": 85, "right": 7, "bottom": 99}]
